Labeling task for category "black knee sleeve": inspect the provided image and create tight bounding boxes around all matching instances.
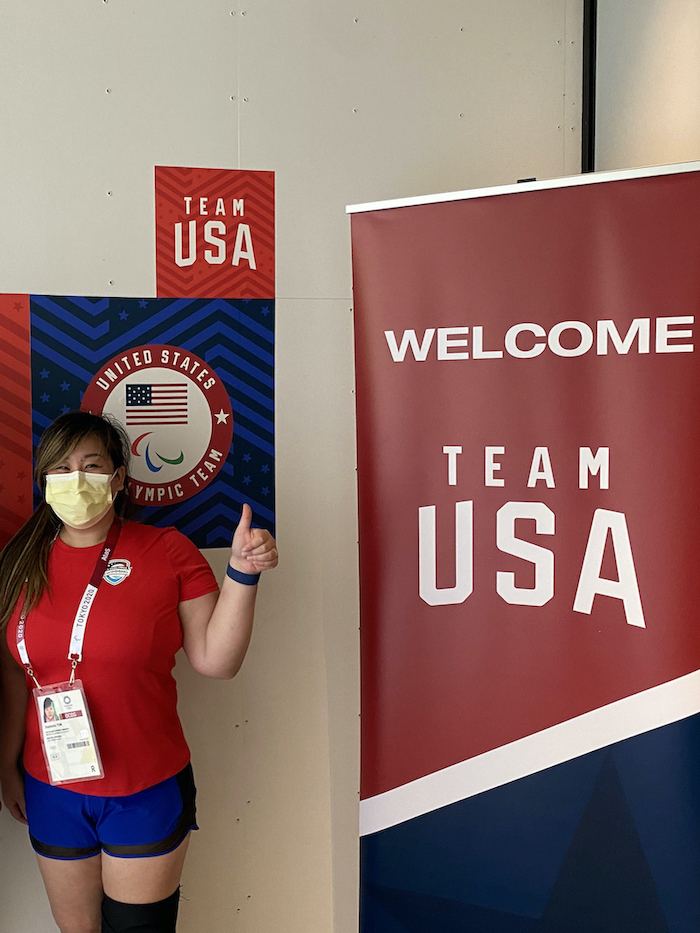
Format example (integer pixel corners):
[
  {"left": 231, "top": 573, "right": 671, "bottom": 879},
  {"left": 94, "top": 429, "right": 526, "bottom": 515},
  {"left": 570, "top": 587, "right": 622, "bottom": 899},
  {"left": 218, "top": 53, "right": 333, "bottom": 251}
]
[{"left": 101, "top": 887, "right": 180, "bottom": 933}]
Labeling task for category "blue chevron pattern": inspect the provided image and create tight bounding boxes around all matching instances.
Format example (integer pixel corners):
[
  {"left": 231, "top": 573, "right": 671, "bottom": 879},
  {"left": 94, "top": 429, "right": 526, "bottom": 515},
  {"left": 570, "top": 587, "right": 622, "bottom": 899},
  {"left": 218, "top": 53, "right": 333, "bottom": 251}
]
[{"left": 30, "top": 296, "right": 275, "bottom": 546}]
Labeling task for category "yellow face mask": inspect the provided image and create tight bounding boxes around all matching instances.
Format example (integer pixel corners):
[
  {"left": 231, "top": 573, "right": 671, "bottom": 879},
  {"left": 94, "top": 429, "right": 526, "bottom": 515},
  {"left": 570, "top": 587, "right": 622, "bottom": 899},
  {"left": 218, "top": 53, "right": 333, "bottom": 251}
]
[{"left": 44, "top": 470, "right": 115, "bottom": 529}]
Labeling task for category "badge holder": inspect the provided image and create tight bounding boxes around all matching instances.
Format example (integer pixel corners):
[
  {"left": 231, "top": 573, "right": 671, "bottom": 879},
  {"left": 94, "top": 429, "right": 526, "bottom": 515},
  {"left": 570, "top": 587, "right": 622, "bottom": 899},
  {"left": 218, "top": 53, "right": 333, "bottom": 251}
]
[{"left": 33, "top": 669, "right": 104, "bottom": 786}]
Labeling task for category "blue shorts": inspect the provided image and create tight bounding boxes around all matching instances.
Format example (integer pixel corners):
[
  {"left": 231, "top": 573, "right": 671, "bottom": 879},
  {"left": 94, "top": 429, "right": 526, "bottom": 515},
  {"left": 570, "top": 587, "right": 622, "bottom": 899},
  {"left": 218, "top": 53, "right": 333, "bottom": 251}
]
[{"left": 25, "top": 764, "right": 198, "bottom": 860}]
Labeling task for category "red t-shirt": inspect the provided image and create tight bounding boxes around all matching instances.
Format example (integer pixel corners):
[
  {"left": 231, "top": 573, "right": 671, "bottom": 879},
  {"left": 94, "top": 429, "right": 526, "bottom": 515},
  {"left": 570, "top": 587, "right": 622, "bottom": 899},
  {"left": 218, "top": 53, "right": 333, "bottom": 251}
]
[{"left": 7, "top": 521, "right": 218, "bottom": 796}]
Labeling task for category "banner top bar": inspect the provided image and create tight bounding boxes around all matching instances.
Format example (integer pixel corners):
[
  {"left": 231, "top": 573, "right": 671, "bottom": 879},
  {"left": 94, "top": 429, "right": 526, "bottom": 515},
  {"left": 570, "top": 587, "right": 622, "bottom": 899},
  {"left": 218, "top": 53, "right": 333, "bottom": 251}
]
[{"left": 346, "top": 160, "right": 700, "bottom": 214}]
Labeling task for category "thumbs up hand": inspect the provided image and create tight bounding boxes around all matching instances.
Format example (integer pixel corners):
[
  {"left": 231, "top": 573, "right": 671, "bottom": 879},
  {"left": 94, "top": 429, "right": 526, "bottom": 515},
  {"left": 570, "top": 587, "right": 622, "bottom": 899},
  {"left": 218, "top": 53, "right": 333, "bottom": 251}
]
[{"left": 230, "top": 503, "right": 278, "bottom": 575}]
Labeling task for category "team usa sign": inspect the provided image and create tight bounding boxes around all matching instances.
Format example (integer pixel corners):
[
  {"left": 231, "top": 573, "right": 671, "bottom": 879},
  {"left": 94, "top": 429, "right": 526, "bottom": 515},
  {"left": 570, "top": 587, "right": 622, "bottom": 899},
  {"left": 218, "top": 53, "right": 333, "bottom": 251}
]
[
  {"left": 155, "top": 166, "right": 274, "bottom": 299},
  {"left": 388, "top": 313, "right": 693, "bottom": 629}
]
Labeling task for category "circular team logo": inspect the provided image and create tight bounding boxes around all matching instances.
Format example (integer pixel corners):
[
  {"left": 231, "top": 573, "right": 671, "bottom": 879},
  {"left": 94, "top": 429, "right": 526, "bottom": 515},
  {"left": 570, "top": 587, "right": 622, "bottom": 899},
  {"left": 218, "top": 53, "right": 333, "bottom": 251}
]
[{"left": 82, "top": 344, "right": 233, "bottom": 507}]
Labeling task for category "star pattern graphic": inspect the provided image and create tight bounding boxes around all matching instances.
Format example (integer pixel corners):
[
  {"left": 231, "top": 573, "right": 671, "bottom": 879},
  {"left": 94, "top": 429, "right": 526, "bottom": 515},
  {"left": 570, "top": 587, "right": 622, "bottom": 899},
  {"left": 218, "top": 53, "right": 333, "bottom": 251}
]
[
  {"left": 215, "top": 409, "right": 230, "bottom": 424},
  {"left": 60, "top": 381, "right": 70, "bottom": 391},
  {"left": 138, "top": 300, "right": 148, "bottom": 309},
  {"left": 235, "top": 446, "right": 273, "bottom": 504},
  {"left": 119, "top": 310, "right": 128, "bottom": 321},
  {"left": 40, "top": 368, "right": 49, "bottom": 379}
]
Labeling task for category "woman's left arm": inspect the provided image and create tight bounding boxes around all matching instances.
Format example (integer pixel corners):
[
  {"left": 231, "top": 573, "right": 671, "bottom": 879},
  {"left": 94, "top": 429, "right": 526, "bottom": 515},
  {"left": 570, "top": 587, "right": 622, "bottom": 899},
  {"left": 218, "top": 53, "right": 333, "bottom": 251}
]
[{"left": 179, "top": 503, "right": 278, "bottom": 679}]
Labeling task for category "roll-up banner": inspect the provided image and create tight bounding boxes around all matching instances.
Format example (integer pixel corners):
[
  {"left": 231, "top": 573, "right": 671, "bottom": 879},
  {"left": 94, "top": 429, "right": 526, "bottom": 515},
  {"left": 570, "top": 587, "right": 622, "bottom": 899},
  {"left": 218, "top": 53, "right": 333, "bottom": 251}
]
[{"left": 349, "top": 162, "right": 700, "bottom": 933}]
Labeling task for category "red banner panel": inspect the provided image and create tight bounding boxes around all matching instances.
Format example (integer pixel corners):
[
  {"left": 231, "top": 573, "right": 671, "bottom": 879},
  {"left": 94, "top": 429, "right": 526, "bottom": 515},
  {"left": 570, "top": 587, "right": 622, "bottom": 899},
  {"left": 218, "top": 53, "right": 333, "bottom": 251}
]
[
  {"left": 155, "top": 166, "right": 274, "bottom": 299},
  {"left": 351, "top": 166, "right": 700, "bottom": 805},
  {"left": 0, "top": 295, "right": 34, "bottom": 547}
]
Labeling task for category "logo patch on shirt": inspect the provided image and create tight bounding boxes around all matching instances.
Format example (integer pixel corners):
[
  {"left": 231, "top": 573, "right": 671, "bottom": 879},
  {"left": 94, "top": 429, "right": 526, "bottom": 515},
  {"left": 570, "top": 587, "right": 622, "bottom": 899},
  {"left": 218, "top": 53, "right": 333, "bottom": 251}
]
[{"left": 103, "top": 559, "right": 132, "bottom": 586}]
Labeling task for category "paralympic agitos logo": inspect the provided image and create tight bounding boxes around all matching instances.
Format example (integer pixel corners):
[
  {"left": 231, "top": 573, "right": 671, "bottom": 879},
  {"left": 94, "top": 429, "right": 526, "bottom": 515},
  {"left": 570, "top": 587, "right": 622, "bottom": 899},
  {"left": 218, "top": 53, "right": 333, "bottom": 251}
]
[{"left": 82, "top": 344, "right": 233, "bottom": 506}]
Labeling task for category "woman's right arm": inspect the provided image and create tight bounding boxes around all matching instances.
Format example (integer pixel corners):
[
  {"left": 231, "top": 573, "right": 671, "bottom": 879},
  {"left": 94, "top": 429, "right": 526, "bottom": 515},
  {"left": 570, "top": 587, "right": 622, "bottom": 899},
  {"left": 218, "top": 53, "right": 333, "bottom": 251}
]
[{"left": 0, "top": 638, "right": 28, "bottom": 823}]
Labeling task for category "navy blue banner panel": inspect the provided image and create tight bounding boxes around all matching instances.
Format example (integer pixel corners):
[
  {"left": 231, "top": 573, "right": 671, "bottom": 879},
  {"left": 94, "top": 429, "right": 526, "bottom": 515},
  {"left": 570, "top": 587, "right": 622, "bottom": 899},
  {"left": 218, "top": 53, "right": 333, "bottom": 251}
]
[{"left": 362, "top": 714, "right": 700, "bottom": 933}]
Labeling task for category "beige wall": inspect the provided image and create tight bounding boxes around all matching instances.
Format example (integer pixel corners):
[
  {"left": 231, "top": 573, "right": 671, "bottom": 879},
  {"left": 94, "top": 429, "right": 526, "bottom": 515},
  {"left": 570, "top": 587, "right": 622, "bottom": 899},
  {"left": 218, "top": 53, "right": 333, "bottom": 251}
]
[
  {"left": 0, "top": 2, "right": 582, "bottom": 930},
  {"left": 597, "top": 0, "right": 700, "bottom": 171}
]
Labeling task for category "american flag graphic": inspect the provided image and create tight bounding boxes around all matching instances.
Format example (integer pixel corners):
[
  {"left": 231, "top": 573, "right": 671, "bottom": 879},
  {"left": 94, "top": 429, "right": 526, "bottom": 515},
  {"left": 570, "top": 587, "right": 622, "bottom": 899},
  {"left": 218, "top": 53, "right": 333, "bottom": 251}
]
[{"left": 125, "top": 383, "right": 188, "bottom": 425}]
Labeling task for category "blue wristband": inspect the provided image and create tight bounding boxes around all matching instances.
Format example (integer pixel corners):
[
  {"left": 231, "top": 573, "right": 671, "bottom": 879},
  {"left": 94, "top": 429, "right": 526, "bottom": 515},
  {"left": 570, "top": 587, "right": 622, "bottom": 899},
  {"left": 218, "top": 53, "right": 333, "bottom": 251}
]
[{"left": 226, "top": 564, "right": 260, "bottom": 586}]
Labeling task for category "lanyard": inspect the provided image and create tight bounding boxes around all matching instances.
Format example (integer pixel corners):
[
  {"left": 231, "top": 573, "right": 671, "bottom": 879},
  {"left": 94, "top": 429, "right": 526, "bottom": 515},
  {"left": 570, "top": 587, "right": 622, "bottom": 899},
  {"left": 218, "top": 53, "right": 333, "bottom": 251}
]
[{"left": 17, "top": 519, "right": 122, "bottom": 688}]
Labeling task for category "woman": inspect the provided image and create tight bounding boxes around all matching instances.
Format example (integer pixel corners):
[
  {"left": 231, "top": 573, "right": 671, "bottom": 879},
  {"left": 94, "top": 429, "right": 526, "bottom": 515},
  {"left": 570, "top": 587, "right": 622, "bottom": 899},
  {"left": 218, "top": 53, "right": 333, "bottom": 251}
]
[
  {"left": 0, "top": 411, "right": 277, "bottom": 933},
  {"left": 43, "top": 698, "right": 59, "bottom": 723}
]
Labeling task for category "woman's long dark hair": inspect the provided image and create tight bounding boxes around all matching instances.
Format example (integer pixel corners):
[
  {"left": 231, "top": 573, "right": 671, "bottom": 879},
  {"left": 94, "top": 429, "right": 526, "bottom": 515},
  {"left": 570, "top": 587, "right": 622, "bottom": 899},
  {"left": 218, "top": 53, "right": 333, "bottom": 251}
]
[{"left": 0, "top": 411, "right": 132, "bottom": 631}]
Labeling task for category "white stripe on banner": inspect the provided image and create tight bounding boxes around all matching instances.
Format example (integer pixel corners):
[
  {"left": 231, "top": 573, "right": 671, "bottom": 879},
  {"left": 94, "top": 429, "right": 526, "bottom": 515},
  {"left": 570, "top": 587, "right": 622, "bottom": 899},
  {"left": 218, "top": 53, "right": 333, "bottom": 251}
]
[{"left": 360, "top": 668, "right": 700, "bottom": 837}]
